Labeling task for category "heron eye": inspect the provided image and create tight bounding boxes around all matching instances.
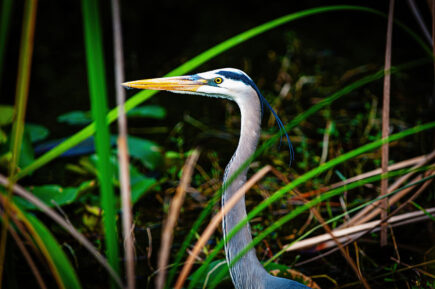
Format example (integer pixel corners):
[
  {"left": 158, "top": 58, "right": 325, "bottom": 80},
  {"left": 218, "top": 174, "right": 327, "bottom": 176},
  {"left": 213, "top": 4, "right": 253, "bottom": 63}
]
[{"left": 214, "top": 77, "right": 223, "bottom": 84}]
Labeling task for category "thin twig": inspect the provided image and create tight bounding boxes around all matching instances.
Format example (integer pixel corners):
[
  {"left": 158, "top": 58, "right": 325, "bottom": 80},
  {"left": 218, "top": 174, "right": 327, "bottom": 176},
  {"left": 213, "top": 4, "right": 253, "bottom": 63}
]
[
  {"left": 339, "top": 258, "right": 435, "bottom": 288},
  {"left": 344, "top": 151, "right": 435, "bottom": 227},
  {"left": 174, "top": 165, "right": 273, "bottom": 289},
  {"left": 432, "top": 0, "right": 435, "bottom": 73},
  {"left": 295, "top": 153, "right": 431, "bottom": 200},
  {"left": 391, "top": 257, "right": 435, "bottom": 279},
  {"left": 0, "top": 175, "right": 124, "bottom": 288},
  {"left": 292, "top": 175, "right": 434, "bottom": 265},
  {"left": 407, "top": 0, "right": 433, "bottom": 45},
  {"left": 307, "top": 205, "right": 371, "bottom": 288},
  {"left": 284, "top": 179, "right": 371, "bottom": 288},
  {"left": 351, "top": 169, "right": 434, "bottom": 226},
  {"left": 320, "top": 120, "right": 331, "bottom": 164},
  {"left": 110, "top": 0, "right": 135, "bottom": 288},
  {"left": 380, "top": 0, "right": 395, "bottom": 247},
  {"left": 287, "top": 208, "right": 435, "bottom": 253},
  {"left": 156, "top": 149, "right": 201, "bottom": 289},
  {"left": 5, "top": 218, "right": 47, "bottom": 289}
]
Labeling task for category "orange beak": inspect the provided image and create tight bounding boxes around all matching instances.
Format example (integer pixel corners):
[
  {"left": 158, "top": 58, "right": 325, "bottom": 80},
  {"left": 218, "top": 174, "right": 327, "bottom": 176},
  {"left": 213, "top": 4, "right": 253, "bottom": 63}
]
[{"left": 122, "top": 75, "right": 208, "bottom": 92}]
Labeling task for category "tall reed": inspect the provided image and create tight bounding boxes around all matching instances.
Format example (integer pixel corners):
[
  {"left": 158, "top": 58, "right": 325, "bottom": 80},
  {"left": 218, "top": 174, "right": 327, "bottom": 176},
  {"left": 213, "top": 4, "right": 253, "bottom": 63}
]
[{"left": 81, "top": 0, "right": 120, "bottom": 287}]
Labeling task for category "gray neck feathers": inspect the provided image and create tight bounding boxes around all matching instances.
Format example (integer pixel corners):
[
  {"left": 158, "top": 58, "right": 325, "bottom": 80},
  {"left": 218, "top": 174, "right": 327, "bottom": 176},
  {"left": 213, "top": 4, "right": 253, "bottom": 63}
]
[
  {"left": 220, "top": 88, "right": 309, "bottom": 289},
  {"left": 221, "top": 92, "right": 269, "bottom": 288}
]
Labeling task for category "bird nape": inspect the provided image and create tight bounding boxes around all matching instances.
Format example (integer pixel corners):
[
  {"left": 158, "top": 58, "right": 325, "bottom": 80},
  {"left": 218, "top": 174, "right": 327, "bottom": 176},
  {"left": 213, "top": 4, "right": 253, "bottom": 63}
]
[{"left": 123, "top": 68, "right": 309, "bottom": 289}]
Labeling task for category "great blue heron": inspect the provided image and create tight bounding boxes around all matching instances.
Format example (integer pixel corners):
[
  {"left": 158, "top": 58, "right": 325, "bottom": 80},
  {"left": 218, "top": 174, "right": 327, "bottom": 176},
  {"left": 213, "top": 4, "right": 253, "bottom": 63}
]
[{"left": 123, "top": 68, "right": 310, "bottom": 289}]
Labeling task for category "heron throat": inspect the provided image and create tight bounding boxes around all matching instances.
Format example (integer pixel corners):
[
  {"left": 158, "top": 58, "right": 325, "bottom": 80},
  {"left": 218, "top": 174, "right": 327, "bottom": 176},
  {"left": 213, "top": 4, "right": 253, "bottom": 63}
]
[{"left": 221, "top": 93, "right": 269, "bottom": 288}]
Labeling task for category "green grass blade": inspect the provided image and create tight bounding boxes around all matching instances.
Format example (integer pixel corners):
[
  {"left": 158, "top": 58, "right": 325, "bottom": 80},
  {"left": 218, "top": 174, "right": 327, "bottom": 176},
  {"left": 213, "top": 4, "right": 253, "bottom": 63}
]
[
  {"left": 266, "top": 171, "right": 435, "bottom": 266},
  {"left": 0, "top": 0, "right": 13, "bottom": 90},
  {"left": 189, "top": 121, "right": 435, "bottom": 288},
  {"left": 26, "top": 213, "right": 83, "bottom": 289},
  {"left": 166, "top": 58, "right": 428, "bottom": 288},
  {"left": 81, "top": 0, "right": 120, "bottom": 285},
  {"left": 15, "top": 5, "right": 430, "bottom": 181},
  {"left": 0, "top": 0, "right": 37, "bottom": 284},
  {"left": 207, "top": 166, "right": 435, "bottom": 288}
]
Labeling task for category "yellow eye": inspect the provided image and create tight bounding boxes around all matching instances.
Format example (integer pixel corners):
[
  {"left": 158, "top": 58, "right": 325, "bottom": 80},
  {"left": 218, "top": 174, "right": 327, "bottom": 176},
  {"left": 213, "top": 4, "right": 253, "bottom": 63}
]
[{"left": 214, "top": 77, "right": 223, "bottom": 84}]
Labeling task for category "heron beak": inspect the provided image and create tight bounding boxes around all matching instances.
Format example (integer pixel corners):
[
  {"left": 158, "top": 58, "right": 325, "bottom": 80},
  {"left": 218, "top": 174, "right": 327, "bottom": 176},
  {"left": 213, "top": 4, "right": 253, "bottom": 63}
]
[{"left": 122, "top": 75, "right": 207, "bottom": 92}]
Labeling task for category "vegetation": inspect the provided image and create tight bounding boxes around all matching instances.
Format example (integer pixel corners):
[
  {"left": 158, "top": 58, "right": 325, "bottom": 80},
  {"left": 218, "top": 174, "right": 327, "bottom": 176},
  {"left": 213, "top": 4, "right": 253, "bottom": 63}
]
[{"left": 0, "top": 1, "right": 434, "bottom": 289}]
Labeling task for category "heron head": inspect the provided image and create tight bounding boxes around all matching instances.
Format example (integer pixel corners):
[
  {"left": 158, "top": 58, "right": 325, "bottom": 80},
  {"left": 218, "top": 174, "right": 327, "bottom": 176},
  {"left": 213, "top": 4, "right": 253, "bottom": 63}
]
[
  {"left": 122, "top": 68, "right": 256, "bottom": 102},
  {"left": 123, "top": 68, "right": 294, "bottom": 164}
]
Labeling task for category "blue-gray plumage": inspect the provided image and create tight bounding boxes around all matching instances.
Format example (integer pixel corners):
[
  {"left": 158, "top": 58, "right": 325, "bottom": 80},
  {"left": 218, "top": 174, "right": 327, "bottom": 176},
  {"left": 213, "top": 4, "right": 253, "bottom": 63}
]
[{"left": 123, "top": 68, "right": 310, "bottom": 289}]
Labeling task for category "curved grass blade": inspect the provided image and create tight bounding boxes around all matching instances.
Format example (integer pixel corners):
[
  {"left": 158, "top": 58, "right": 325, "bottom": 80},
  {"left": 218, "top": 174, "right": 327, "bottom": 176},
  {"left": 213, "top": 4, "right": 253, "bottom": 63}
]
[
  {"left": 81, "top": 0, "right": 120, "bottom": 285},
  {"left": 166, "top": 58, "right": 428, "bottom": 288},
  {"left": 25, "top": 213, "right": 83, "bottom": 289},
  {"left": 206, "top": 166, "right": 434, "bottom": 288},
  {"left": 188, "top": 121, "right": 435, "bottom": 289},
  {"left": 1, "top": 198, "right": 82, "bottom": 289},
  {"left": 0, "top": 173, "right": 123, "bottom": 287},
  {"left": 266, "top": 171, "right": 435, "bottom": 265},
  {"left": 0, "top": 0, "right": 37, "bottom": 284},
  {"left": 0, "top": 0, "right": 13, "bottom": 90},
  {"left": 15, "top": 5, "right": 431, "bottom": 181}
]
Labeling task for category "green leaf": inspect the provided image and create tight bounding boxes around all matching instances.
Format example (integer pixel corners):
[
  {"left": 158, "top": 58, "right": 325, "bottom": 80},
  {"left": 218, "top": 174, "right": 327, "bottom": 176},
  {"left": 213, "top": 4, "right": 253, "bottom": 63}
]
[
  {"left": 81, "top": 0, "right": 120, "bottom": 279},
  {"left": 107, "top": 153, "right": 157, "bottom": 204},
  {"left": 0, "top": 105, "right": 14, "bottom": 126},
  {"left": 14, "top": 181, "right": 92, "bottom": 210},
  {"left": 127, "top": 105, "right": 166, "bottom": 119},
  {"left": 129, "top": 165, "right": 157, "bottom": 204},
  {"left": 0, "top": 128, "right": 6, "bottom": 144},
  {"left": 127, "top": 136, "right": 162, "bottom": 170},
  {"left": 57, "top": 110, "right": 92, "bottom": 126},
  {"left": 25, "top": 213, "right": 82, "bottom": 289},
  {"left": 26, "top": 123, "right": 50, "bottom": 143},
  {"left": 19, "top": 129, "right": 34, "bottom": 169}
]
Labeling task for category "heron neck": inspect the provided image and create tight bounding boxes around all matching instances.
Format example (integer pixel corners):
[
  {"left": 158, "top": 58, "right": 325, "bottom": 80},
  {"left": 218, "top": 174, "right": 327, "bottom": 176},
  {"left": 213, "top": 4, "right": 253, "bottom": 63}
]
[{"left": 222, "top": 95, "right": 269, "bottom": 288}]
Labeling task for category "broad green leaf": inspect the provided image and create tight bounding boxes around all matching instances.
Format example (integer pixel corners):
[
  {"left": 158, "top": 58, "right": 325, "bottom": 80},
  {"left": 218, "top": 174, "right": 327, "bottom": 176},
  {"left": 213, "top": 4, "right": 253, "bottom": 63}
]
[
  {"left": 26, "top": 123, "right": 50, "bottom": 143},
  {"left": 19, "top": 130, "right": 34, "bottom": 169},
  {"left": 105, "top": 153, "right": 157, "bottom": 204},
  {"left": 0, "top": 105, "right": 14, "bottom": 126},
  {"left": 25, "top": 213, "right": 82, "bottom": 289},
  {"left": 127, "top": 136, "right": 162, "bottom": 170},
  {"left": 129, "top": 165, "right": 157, "bottom": 204},
  {"left": 58, "top": 111, "right": 92, "bottom": 126},
  {"left": 14, "top": 180, "right": 93, "bottom": 210},
  {"left": 127, "top": 105, "right": 166, "bottom": 119}
]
